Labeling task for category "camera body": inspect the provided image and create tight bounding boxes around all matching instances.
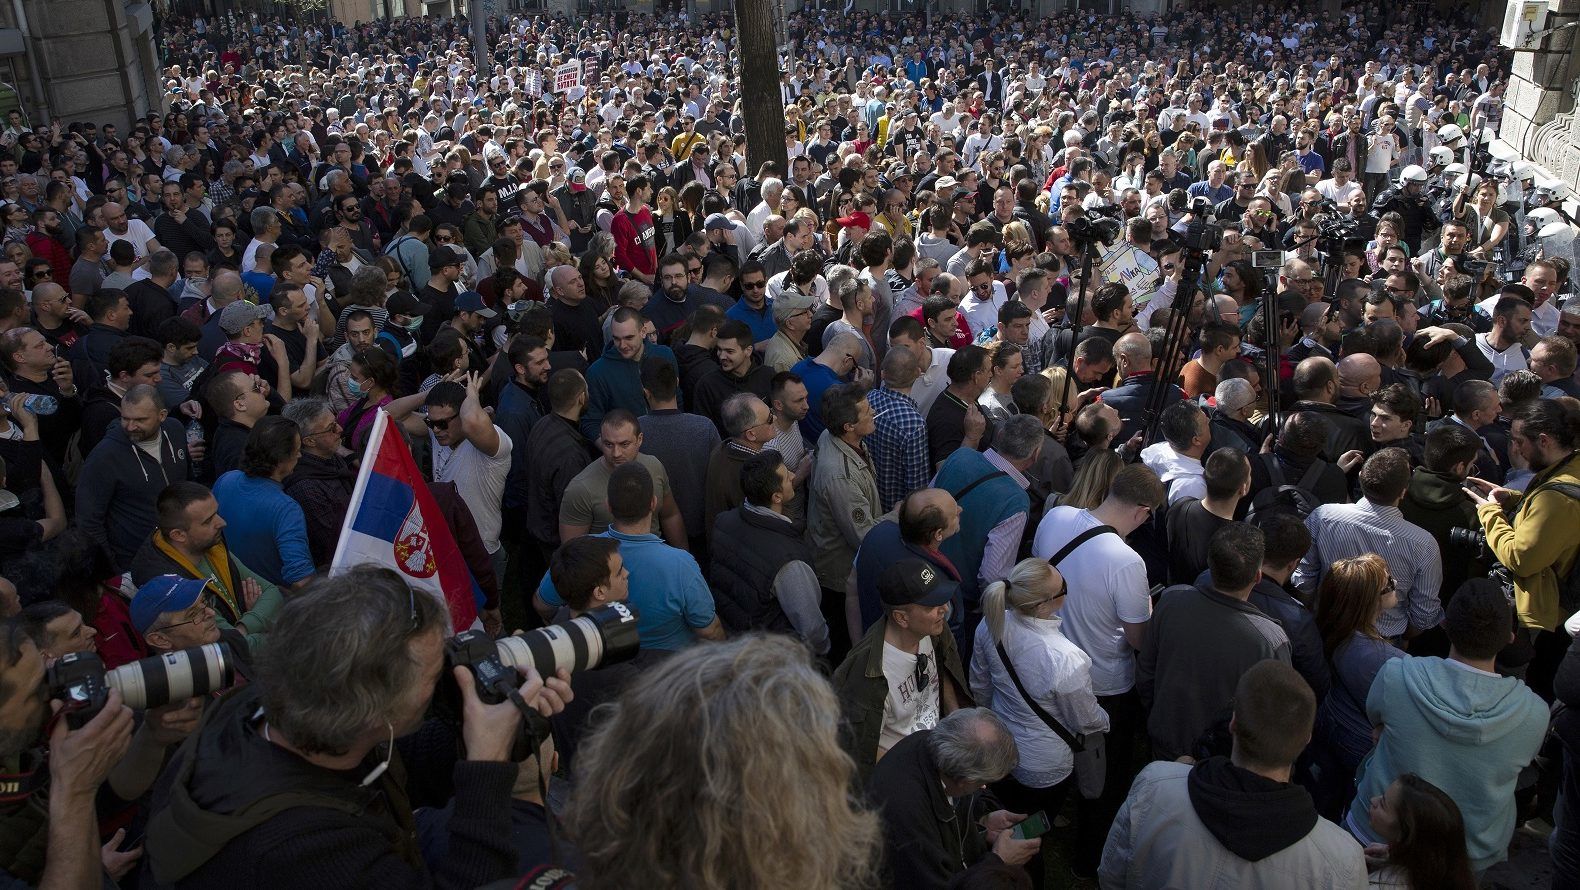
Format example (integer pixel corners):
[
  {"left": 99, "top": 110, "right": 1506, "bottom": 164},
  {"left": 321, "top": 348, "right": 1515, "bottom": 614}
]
[
  {"left": 46, "top": 643, "right": 236, "bottom": 729},
  {"left": 437, "top": 603, "right": 641, "bottom": 761},
  {"left": 445, "top": 630, "right": 517, "bottom": 705},
  {"left": 46, "top": 653, "right": 110, "bottom": 730},
  {"left": 1182, "top": 197, "right": 1222, "bottom": 253}
]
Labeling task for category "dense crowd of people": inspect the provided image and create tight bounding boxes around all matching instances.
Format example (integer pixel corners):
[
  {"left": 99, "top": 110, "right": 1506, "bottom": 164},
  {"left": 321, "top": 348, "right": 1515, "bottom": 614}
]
[{"left": 0, "top": 1, "right": 1576, "bottom": 888}]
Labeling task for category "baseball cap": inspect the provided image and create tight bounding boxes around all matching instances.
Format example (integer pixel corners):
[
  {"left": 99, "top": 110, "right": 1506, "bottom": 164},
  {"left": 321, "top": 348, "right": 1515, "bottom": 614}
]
[
  {"left": 878, "top": 559, "right": 957, "bottom": 608},
  {"left": 387, "top": 290, "right": 432, "bottom": 317},
  {"left": 934, "top": 175, "right": 958, "bottom": 192},
  {"left": 569, "top": 168, "right": 587, "bottom": 191},
  {"left": 428, "top": 244, "right": 466, "bottom": 270},
  {"left": 772, "top": 291, "right": 815, "bottom": 322},
  {"left": 704, "top": 212, "right": 734, "bottom": 232},
  {"left": 131, "top": 575, "right": 208, "bottom": 635},
  {"left": 455, "top": 291, "right": 497, "bottom": 318},
  {"left": 835, "top": 211, "right": 872, "bottom": 231},
  {"left": 218, "top": 300, "right": 269, "bottom": 334}
]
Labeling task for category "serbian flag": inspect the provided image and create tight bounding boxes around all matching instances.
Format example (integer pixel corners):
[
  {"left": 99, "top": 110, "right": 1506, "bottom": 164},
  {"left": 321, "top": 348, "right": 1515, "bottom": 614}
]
[{"left": 330, "top": 409, "right": 481, "bottom": 631}]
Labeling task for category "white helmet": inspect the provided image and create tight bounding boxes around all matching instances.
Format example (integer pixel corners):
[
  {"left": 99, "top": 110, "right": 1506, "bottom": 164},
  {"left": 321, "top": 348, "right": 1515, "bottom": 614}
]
[
  {"left": 1427, "top": 146, "right": 1454, "bottom": 168},
  {"left": 1533, "top": 177, "right": 1568, "bottom": 206},
  {"left": 1397, "top": 164, "right": 1429, "bottom": 185},
  {"left": 1453, "top": 172, "right": 1484, "bottom": 192},
  {"left": 1528, "top": 207, "right": 1565, "bottom": 236},
  {"left": 1442, "top": 162, "right": 1468, "bottom": 179},
  {"left": 1437, "top": 123, "right": 1465, "bottom": 146},
  {"left": 1513, "top": 160, "right": 1539, "bottom": 181}
]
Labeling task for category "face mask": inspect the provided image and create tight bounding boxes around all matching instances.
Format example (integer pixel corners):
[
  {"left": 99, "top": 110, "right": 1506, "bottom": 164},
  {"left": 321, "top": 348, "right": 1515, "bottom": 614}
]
[
  {"left": 348, "top": 378, "right": 367, "bottom": 398},
  {"left": 402, "top": 316, "right": 423, "bottom": 332}
]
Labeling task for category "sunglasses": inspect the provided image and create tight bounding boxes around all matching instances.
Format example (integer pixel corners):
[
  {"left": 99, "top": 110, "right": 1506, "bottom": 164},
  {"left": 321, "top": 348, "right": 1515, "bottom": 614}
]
[{"left": 423, "top": 412, "right": 457, "bottom": 429}]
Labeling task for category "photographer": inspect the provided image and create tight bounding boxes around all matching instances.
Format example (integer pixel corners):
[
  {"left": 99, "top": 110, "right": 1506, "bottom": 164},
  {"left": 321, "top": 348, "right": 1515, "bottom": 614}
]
[
  {"left": 1464, "top": 399, "right": 1580, "bottom": 635},
  {"left": 143, "top": 567, "right": 572, "bottom": 889},
  {"left": 0, "top": 620, "right": 140, "bottom": 888}
]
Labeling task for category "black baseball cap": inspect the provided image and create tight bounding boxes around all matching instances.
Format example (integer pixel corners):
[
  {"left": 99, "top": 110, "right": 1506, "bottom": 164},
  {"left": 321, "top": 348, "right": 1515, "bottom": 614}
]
[
  {"left": 879, "top": 559, "right": 956, "bottom": 608},
  {"left": 386, "top": 291, "right": 431, "bottom": 316}
]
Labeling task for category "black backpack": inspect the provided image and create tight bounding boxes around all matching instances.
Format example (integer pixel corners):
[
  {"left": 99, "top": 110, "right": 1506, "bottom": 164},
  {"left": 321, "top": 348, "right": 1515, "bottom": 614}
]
[
  {"left": 1529, "top": 482, "right": 1580, "bottom": 614},
  {"left": 1246, "top": 453, "right": 1327, "bottom": 524}
]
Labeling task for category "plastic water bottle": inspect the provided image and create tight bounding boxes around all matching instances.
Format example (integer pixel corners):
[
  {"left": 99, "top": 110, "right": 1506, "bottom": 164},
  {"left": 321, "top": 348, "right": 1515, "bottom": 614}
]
[
  {"left": 186, "top": 419, "right": 205, "bottom": 447},
  {"left": 20, "top": 395, "right": 56, "bottom": 416}
]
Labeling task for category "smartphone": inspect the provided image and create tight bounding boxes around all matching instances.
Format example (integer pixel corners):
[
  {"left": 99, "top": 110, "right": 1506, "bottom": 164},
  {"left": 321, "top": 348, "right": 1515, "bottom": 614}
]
[{"left": 1011, "top": 810, "right": 1052, "bottom": 840}]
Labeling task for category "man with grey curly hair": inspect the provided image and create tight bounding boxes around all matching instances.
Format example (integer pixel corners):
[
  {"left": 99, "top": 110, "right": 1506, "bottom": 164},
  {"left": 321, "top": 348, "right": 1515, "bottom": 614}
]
[
  {"left": 142, "top": 567, "right": 573, "bottom": 888},
  {"left": 867, "top": 707, "right": 1040, "bottom": 886}
]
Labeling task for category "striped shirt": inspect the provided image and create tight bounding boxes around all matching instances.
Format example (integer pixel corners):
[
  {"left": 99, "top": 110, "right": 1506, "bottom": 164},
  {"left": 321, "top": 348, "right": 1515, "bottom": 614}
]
[
  {"left": 1293, "top": 498, "right": 1444, "bottom": 638},
  {"left": 865, "top": 384, "right": 930, "bottom": 512}
]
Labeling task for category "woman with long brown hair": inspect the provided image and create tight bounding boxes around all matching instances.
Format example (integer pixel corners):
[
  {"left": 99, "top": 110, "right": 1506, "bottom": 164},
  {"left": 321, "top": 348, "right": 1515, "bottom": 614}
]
[
  {"left": 1362, "top": 774, "right": 1477, "bottom": 890},
  {"left": 1313, "top": 554, "right": 1408, "bottom": 816}
]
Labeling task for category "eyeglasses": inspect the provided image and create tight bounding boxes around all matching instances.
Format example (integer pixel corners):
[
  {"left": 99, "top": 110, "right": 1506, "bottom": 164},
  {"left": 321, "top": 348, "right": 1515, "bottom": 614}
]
[
  {"left": 1381, "top": 577, "right": 1398, "bottom": 598},
  {"left": 972, "top": 281, "right": 993, "bottom": 294},
  {"left": 302, "top": 421, "right": 340, "bottom": 441},
  {"left": 158, "top": 598, "right": 214, "bottom": 632},
  {"left": 687, "top": 265, "right": 703, "bottom": 275}
]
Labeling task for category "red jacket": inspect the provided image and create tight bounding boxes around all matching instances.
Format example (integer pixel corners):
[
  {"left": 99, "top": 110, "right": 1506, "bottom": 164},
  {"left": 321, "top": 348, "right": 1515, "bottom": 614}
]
[
  {"left": 610, "top": 206, "right": 657, "bottom": 278},
  {"left": 27, "top": 232, "right": 71, "bottom": 288}
]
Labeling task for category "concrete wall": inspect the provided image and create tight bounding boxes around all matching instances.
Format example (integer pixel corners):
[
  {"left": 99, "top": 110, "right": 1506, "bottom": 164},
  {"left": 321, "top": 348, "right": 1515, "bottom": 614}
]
[
  {"left": 1502, "top": 0, "right": 1580, "bottom": 192},
  {"left": 0, "top": 0, "right": 159, "bottom": 130}
]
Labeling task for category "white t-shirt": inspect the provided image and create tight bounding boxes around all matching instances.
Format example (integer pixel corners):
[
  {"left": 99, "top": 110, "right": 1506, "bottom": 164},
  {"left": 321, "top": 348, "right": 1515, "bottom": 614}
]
[
  {"left": 1031, "top": 506, "right": 1152, "bottom": 696},
  {"left": 1365, "top": 132, "right": 1397, "bottom": 175},
  {"left": 429, "top": 424, "right": 513, "bottom": 553},
  {"left": 105, "top": 219, "right": 157, "bottom": 260},
  {"left": 880, "top": 635, "right": 939, "bottom": 753},
  {"left": 1474, "top": 331, "right": 1528, "bottom": 386},
  {"left": 1315, "top": 178, "right": 1364, "bottom": 204}
]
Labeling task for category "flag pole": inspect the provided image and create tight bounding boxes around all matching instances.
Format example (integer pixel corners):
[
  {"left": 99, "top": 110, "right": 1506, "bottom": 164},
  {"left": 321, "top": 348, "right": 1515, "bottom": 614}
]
[{"left": 328, "top": 408, "right": 388, "bottom": 574}]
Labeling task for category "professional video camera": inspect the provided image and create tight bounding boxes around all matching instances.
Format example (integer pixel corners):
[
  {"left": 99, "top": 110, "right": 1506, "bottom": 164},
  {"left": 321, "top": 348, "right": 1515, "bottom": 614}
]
[
  {"left": 1066, "top": 213, "right": 1122, "bottom": 247},
  {"left": 47, "top": 644, "right": 237, "bottom": 729},
  {"left": 1181, "top": 196, "right": 1222, "bottom": 253},
  {"left": 439, "top": 603, "right": 640, "bottom": 760},
  {"left": 1309, "top": 198, "right": 1359, "bottom": 242}
]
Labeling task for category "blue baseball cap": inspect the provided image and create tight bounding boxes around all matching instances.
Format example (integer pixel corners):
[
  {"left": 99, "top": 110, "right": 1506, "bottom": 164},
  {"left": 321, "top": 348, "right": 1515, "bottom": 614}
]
[
  {"left": 454, "top": 290, "right": 497, "bottom": 318},
  {"left": 131, "top": 575, "right": 208, "bottom": 635}
]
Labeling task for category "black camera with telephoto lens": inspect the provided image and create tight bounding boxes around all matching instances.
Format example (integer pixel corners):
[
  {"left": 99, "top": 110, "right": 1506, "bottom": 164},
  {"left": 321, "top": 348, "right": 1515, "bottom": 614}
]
[
  {"left": 438, "top": 603, "right": 640, "bottom": 760},
  {"left": 46, "top": 643, "right": 236, "bottom": 729}
]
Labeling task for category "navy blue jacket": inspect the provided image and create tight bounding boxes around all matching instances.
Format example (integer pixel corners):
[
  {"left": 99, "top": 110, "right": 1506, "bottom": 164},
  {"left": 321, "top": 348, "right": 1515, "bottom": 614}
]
[{"left": 1099, "top": 372, "right": 1184, "bottom": 444}]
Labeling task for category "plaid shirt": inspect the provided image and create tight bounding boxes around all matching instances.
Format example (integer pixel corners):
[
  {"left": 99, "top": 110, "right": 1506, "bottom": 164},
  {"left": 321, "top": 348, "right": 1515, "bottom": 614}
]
[
  {"left": 865, "top": 384, "right": 930, "bottom": 512},
  {"left": 973, "top": 327, "right": 1042, "bottom": 375}
]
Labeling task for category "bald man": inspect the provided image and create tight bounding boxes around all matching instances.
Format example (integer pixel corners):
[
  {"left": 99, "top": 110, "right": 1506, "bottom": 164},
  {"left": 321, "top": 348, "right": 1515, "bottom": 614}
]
[
  {"left": 847, "top": 487, "right": 963, "bottom": 641},
  {"left": 1100, "top": 332, "right": 1185, "bottom": 444},
  {"left": 1288, "top": 355, "right": 1370, "bottom": 461}
]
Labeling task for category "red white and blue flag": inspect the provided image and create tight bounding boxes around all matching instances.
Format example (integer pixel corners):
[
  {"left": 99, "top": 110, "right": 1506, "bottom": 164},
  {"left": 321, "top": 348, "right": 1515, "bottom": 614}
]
[{"left": 331, "top": 409, "right": 481, "bottom": 631}]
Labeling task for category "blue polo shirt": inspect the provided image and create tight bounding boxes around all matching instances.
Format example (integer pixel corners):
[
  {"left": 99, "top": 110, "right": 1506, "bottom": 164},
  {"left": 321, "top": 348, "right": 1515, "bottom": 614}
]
[
  {"left": 212, "top": 470, "right": 315, "bottom": 587},
  {"left": 536, "top": 528, "right": 715, "bottom": 651},
  {"left": 725, "top": 298, "right": 776, "bottom": 344}
]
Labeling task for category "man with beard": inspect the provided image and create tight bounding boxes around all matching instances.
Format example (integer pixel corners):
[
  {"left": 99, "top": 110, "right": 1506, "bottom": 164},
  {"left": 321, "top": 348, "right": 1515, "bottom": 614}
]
[
  {"left": 1465, "top": 399, "right": 1580, "bottom": 635},
  {"left": 25, "top": 208, "right": 71, "bottom": 286},
  {"left": 693, "top": 320, "right": 776, "bottom": 435},
  {"left": 0, "top": 614, "right": 178, "bottom": 888},
  {"left": 643, "top": 253, "right": 732, "bottom": 340},
  {"left": 281, "top": 398, "right": 358, "bottom": 570},
  {"left": 76, "top": 385, "right": 200, "bottom": 571}
]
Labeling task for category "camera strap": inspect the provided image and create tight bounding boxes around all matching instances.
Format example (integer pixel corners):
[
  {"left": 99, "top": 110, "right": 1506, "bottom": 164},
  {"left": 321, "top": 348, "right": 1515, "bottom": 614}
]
[{"left": 0, "top": 754, "right": 44, "bottom": 804}]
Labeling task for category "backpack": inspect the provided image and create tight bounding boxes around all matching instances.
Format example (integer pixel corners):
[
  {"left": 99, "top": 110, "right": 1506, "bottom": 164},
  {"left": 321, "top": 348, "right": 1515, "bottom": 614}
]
[
  {"left": 1530, "top": 482, "right": 1580, "bottom": 614},
  {"left": 1245, "top": 453, "right": 1327, "bottom": 524}
]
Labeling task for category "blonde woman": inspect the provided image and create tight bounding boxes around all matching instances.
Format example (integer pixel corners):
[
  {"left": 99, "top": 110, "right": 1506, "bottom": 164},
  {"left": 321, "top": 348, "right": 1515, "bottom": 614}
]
[
  {"left": 1057, "top": 448, "right": 1121, "bottom": 511},
  {"left": 970, "top": 557, "right": 1108, "bottom": 884},
  {"left": 566, "top": 634, "right": 881, "bottom": 890}
]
